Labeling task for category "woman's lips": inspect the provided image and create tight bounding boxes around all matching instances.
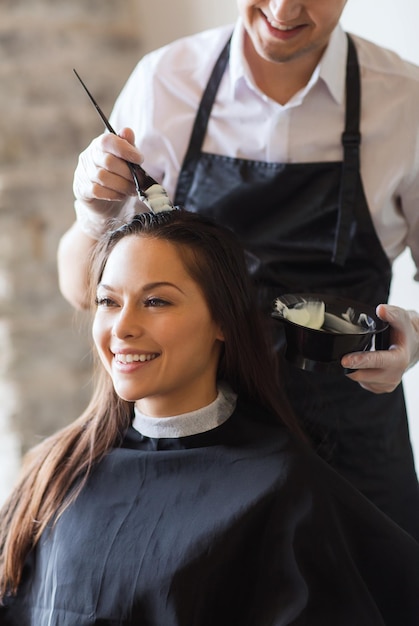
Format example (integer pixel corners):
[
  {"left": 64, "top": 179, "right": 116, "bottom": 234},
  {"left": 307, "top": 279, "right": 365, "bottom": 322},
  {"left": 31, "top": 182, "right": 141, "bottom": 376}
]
[
  {"left": 115, "top": 353, "right": 158, "bottom": 364},
  {"left": 112, "top": 352, "right": 159, "bottom": 371}
]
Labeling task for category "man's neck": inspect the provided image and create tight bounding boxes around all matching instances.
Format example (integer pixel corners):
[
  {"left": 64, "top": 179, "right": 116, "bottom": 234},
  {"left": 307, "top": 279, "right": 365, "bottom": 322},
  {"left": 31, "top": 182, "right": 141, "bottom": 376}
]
[{"left": 243, "top": 35, "right": 327, "bottom": 105}]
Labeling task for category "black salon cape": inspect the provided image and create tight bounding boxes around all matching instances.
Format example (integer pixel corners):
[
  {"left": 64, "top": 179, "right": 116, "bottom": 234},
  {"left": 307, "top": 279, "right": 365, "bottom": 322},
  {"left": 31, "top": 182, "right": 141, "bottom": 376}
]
[{"left": 2, "top": 400, "right": 419, "bottom": 625}]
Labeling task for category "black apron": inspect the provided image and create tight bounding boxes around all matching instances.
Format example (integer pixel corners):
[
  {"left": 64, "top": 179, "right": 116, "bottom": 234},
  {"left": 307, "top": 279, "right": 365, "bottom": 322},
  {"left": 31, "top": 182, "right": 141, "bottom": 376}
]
[{"left": 174, "top": 35, "right": 419, "bottom": 539}]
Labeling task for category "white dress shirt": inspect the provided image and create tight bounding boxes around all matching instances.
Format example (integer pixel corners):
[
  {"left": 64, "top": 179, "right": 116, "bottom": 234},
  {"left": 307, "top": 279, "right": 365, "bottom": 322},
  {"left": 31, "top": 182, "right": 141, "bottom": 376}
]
[{"left": 110, "top": 20, "right": 419, "bottom": 278}]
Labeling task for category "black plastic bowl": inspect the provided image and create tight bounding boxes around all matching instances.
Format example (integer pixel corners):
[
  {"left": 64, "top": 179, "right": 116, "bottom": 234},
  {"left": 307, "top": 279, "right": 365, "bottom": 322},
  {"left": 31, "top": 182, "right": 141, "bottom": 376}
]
[{"left": 272, "top": 293, "right": 390, "bottom": 373}]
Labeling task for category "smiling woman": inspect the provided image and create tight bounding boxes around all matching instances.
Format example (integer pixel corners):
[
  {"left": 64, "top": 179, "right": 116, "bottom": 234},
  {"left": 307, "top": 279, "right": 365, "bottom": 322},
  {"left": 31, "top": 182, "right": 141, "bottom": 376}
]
[
  {"left": 1, "top": 209, "right": 419, "bottom": 625},
  {"left": 93, "top": 234, "right": 224, "bottom": 415}
]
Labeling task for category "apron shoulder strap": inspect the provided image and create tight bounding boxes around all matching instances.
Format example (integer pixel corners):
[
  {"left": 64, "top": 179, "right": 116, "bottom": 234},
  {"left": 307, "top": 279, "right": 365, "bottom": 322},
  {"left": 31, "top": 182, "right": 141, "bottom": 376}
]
[
  {"left": 175, "top": 35, "right": 231, "bottom": 206},
  {"left": 333, "top": 34, "right": 362, "bottom": 265}
]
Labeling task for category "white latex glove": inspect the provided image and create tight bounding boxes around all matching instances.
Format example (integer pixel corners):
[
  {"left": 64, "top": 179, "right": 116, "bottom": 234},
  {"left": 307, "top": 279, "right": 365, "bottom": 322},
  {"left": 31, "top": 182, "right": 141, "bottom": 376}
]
[
  {"left": 341, "top": 304, "right": 419, "bottom": 393},
  {"left": 73, "top": 127, "right": 144, "bottom": 238}
]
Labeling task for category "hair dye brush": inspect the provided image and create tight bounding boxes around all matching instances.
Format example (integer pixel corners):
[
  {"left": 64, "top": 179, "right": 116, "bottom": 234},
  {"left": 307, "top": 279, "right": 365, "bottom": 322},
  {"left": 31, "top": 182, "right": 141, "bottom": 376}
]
[{"left": 73, "top": 69, "right": 174, "bottom": 214}]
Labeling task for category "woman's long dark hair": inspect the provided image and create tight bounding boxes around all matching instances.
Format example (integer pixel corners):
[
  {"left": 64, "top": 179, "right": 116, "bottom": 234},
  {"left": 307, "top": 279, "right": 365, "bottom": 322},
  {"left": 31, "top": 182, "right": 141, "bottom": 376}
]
[{"left": 0, "top": 208, "right": 302, "bottom": 600}]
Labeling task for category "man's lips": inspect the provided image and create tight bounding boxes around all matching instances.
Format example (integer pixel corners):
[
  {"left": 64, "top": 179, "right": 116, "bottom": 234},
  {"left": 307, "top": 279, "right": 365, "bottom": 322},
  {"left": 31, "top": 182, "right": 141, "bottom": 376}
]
[{"left": 262, "top": 12, "right": 307, "bottom": 38}]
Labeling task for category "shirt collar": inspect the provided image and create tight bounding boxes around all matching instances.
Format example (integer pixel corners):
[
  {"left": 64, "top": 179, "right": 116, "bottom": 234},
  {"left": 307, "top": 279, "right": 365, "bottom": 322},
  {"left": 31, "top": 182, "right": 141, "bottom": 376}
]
[
  {"left": 318, "top": 23, "right": 348, "bottom": 105},
  {"left": 228, "top": 18, "right": 249, "bottom": 96},
  {"left": 229, "top": 19, "right": 348, "bottom": 106}
]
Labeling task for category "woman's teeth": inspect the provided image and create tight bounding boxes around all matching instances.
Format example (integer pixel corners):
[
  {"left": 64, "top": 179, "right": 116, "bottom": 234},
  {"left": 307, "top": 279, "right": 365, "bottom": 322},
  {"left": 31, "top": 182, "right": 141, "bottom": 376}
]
[{"left": 116, "top": 353, "right": 157, "bottom": 363}]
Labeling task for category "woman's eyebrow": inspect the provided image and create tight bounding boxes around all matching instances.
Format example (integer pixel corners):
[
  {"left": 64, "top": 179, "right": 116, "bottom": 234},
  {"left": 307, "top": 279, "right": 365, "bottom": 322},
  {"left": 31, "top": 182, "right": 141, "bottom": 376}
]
[
  {"left": 97, "top": 281, "right": 186, "bottom": 295},
  {"left": 141, "top": 281, "right": 186, "bottom": 294}
]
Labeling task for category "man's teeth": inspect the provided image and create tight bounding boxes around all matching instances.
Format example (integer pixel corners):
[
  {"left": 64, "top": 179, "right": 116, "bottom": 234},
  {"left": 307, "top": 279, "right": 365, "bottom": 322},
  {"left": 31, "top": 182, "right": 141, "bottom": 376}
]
[
  {"left": 116, "top": 353, "right": 157, "bottom": 363},
  {"left": 268, "top": 20, "right": 297, "bottom": 31}
]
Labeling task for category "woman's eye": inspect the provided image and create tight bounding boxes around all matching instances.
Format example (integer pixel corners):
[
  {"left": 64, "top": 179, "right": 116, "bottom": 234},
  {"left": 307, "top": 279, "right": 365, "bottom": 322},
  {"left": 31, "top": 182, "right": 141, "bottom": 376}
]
[
  {"left": 144, "top": 297, "right": 170, "bottom": 307},
  {"left": 95, "top": 296, "right": 117, "bottom": 308}
]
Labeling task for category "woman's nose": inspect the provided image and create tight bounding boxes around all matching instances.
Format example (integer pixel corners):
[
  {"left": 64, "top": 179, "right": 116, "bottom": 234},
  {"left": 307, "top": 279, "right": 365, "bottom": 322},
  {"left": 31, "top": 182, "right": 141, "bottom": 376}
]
[{"left": 112, "top": 306, "right": 143, "bottom": 339}]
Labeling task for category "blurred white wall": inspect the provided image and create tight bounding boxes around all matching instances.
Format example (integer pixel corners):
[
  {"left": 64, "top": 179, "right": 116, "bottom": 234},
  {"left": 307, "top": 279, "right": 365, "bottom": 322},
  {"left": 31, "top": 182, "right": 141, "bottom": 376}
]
[
  {"left": 136, "top": 0, "right": 237, "bottom": 52},
  {"left": 341, "top": 0, "right": 419, "bottom": 472}
]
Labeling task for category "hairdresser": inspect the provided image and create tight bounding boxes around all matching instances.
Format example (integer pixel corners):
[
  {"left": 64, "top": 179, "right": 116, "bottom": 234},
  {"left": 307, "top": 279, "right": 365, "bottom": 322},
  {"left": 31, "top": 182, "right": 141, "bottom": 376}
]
[{"left": 58, "top": 0, "right": 419, "bottom": 538}]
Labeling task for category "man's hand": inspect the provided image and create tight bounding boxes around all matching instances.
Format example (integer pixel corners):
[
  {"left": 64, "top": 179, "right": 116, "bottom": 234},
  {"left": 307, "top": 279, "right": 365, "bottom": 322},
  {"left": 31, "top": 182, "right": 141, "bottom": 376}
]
[
  {"left": 341, "top": 304, "right": 419, "bottom": 393},
  {"left": 73, "top": 127, "right": 144, "bottom": 237}
]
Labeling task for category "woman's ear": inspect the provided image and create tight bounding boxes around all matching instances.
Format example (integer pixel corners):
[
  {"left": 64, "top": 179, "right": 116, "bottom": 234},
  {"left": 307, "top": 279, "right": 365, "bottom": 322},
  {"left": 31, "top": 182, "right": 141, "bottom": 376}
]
[{"left": 216, "top": 325, "right": 225, "bottom": 342}]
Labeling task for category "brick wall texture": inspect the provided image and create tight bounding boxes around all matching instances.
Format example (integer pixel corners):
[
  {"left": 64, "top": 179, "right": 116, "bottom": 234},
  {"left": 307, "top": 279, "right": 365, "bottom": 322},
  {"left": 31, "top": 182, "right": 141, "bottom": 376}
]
[{"left": 0, "top": 0, "right": 142, "bottom": 478}]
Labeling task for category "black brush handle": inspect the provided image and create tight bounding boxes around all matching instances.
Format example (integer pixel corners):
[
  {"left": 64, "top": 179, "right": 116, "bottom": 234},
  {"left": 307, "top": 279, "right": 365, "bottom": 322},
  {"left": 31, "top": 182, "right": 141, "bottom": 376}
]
[{"left": 73, "top": 69, "right": 157, "bottom": 193}]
